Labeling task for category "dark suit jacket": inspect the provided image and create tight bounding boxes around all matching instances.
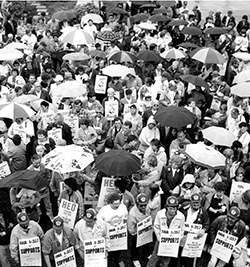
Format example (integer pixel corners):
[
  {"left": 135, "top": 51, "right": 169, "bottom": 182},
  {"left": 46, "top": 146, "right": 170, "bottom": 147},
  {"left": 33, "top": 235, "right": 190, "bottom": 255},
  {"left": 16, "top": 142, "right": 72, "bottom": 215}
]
[
  {"left": 222, "top": 15, "right": 236, "bottom": 27},
  {"left": 142, "top": 108, "right": 153, "bottom": 128},
  {"left": 32, "top": 89, "right": 52, "bottom": 103}
]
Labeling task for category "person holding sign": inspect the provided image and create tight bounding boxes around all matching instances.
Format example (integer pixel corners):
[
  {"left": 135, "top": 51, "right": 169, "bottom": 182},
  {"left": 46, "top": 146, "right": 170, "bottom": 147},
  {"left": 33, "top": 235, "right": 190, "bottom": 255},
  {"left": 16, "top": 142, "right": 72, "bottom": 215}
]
[
  {"left": 10, "top": 212, "right": 44, "bottom": 265},
  {"left": 147, "top": 196, "right": 185, "bottom": 267},
  {"left": 42, "top": 216, "right": 76, "bottom": 267},
  {"left": 128, "top": 193, "right": 151, "bottom": 267},
  {"left": 208, "top": 206, "right": 246, "bottom": 267},
  {"left": 74, "top": 208, "right": 109, "bottom": 262}
]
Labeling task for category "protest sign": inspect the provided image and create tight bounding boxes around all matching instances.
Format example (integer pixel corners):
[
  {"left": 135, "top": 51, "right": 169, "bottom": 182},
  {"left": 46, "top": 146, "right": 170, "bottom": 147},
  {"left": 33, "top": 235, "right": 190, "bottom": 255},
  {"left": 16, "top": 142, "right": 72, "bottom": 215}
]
[
  {"left": 109, "top": 223, "right": 128, "bottom": 252},
  {"left": 97, "top": 177, "right": 116, "bottom": 207},
  {"left": 158, "top": 229, "right": 181, "bottom": 257},
  {"left": 0, "top": 161, "right": 10, "bottom": 179},
  {"left": 58, "top": 199, "right": 78, "bottom": 229},
  {"left": 48, "top": 128, "right": 62, "bottom": 143},
  {"left": 84, "top": 238, "right": 107, "bottom": 267},
  {"left": 105, "top": 101, "right": 118, "bottom": 121},
  {"left": 54, "top": 246, "right": 76, "bottom": 267},
  {"left": 84, "top": 182, "right": 98, "bottom": 205},
  {"left": 184, "top": 223, "right": 202, "bottom": 234},
  {"left": 60, "top": 182, "right": 66, "bottom": 194},
  {"left": 19, "top": 237, "right": 41, "bottom": 266},
  {"left": 210, "top": 97, "right": 221, "bottom": 111},
  {"left": 229, "top": 180, "right": 250, "bottom": 202},
  {"left": 182, "top": 233, "right": 207, "bottom": 258},
  {"left": 16, "top": 128, "right": 27, "bottom": 145},
  {"left": 210, "top": 230, "right": 238, "bottom": 263},
  {"left": 136, "top": 216, "right": 153, "bottom": 247},
  {"left": 64, "top": 115, "right": 79, "bottom": 136},
  {"left": 94, "top": 75, "right": 108, "bottom": 94}
]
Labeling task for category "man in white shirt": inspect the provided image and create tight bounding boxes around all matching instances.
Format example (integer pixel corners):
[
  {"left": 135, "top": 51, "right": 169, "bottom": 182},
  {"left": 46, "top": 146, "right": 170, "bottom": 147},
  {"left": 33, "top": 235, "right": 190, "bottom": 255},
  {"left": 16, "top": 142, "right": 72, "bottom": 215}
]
[
  {"left": 236, "top": 122, "right": 250, "bottom": 154},
  {"left": 83, "top": 19, "right": 97, "bottom": 39}
]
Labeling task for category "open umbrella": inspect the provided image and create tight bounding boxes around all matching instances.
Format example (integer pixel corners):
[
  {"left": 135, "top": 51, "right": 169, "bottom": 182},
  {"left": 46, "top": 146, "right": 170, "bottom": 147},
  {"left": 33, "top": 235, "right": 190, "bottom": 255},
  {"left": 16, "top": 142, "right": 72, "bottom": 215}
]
[
  {"left": 233, "top": 70, "right": 250, "bottom": 84},
  {"left": 132, "top": 13, "right": 149, "bottom": 22},
  {"left": 191, "top": 47, "right": 226, "bottom": 64},
  {"left": 181, "top": 26, "right": 202, "bottom": 36},
  {"left": 160, "top": 48, "right": 186, "bottom": 59},
  {"left": 138, "top": 22, "right": 157, "bottom": 31},
  {"left": 90, "top": 50, "right": 107, "bottom": 58},
  {"left": 95, "top": 149, "right": 141, "bottom": 176},
  {"left": 107, "top": 51, "right": 137, "bottom": 63},
  {"left": 0, "top": 103, "right": 35, "bottom": 120},
  {"left": 178, "top": 42, "right": 199, "bottom": 49},
  {"left": 110, "top": 8, "right": 128, "bottom": 14},
  {"left": 0, "top": 47, "right": 23, "bottom": 61},
  {"left": 102, "top": 64, "right": 131, "bottom": 78},
  {"left": 60, "top": 29, "right": 94, "bottom": 46},
  {"left": 149, "top": 14, "right": 170, "bottom": 23},
  {"left": 202, "top": 126, "right": 236, "bottom": 147},
  {"left": 168, "top": 19, "right": 188, "bottom": 26},
  {"left": 140, "top": 3, "right": 157, "bottom": 9},
  {"left": 62, "top": 52, "right": 90, "bottom": 61},
  {"left": 12, "top": 94, "right": 39, "bottom": 104},
  {"left": 204, "top": 27, "right": 229, "bottom": 35},
  {"left": 180, "top": 74, "right": 209, "bottom": 89},
  {"left": 45, "top": 145, "right": 94, "bottom": 173},
  {"left": 0, "top": 170, "right": 47, "bottom": 191},
  {"left": 136, "top": 50, "right": 161, "bottom": 62},
  {"left": 81, "top": 13, "right": 103, "bottom": 24},
  {"left": 233, "top": 52, "right": 250, "bottom": 61},
  {"left": 96, "top": 31, "right": 121, "bottom": 42},
  {"left": 5, "top": 42, "right": 28, "bottom": 50},
  {"left": 30, "top": 99, "right": 57, "bottom": 112},
  {"left": 231, "top": 82, "right": 250, "bottom": 97},
  {"left": 154, "top": 106, "right": 196, "bottom": 129},
  {"left": 185, "top": 143, "right": 226, "bottom": 169},
  {"left": 152, "top": 7, "right": 169, "bottom": 14},
  {"left": 52, "top": 10, "right": 76, "bottom": 21},
  {"left": 55, "top": 81, "right": 87, "bottom": 98}
]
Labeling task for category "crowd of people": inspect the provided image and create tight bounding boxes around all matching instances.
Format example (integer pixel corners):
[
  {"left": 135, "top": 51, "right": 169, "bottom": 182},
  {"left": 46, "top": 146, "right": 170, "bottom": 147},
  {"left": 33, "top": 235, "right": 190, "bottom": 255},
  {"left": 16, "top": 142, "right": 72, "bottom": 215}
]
[{"left": 0, "top": 0, "right": 250, "bottom": 267}]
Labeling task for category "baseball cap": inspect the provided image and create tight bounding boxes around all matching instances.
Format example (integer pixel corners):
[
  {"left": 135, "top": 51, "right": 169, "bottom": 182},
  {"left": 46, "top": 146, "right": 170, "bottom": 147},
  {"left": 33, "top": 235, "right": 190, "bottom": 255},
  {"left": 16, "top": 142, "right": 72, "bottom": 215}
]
[
  {"left": 54, "top": 74, "right": 63, "bottom": 82},
  {"left": 165, "top": 196, "right": 178, "bottom": 207},
  {"left": 53, "top": 216, "right": 64, "bottom": 229},
  {"left": 190, "top": 193, "right": 202, "bottom": 203},
  {"left": 84, "top": 208, "right": 97, "bottom": 222},
  {"left": 136, "top": 193, "right": 148, "bottom": 204},
  {"left": 129, "top": 103, "right": 138, "bottom": 109},
  {"left": 228, "top": 206, "right": 240, "bottom": 219},
  {"left": 17, "top": 212, "right": 29, "bottom": 225}
]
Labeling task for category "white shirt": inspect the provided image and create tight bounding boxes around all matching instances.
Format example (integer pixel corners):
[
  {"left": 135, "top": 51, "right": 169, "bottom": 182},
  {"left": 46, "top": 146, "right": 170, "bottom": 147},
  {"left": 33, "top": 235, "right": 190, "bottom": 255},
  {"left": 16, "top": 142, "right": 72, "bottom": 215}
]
[
  {"left": 55, "top": 232, "right": 63, "bottom": 245},
  {"left": 186, "top": 208, "right": 199, "bottom": 223},
  {"left": 83, "top": 24, "right": 97, "bottom": 39}
]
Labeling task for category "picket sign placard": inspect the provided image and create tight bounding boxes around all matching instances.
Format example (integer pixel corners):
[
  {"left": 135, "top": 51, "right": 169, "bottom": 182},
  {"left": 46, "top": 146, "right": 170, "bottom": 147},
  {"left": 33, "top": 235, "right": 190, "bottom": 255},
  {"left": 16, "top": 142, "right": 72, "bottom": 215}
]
[
  {"left": 105, "top": 101, "right": 118, "bottom": 121},
  {"left": 108, "top": 223, "right": 128, "bottom": 252},
  {"left": 97, "top": 177, "right": 116, "bottom": 207},
  {"left": 0, "top": 161, "right": 11, "bottom": 179},
  {"left": 94, "top": 75, "right": 108, "bottom": 94},
  {"left": 48, "top": 128, "right": 62, "bottom": 143},
  {"left": 184, "top": 223, "right": 202, "bottom": 234},
  {"left": 158, "top": 229, "right": 181, "bottom": 257},
  {"left": 182, "top": 233, "right": 207, "bottom": 258},
  {"left": 136, "top": 216, "right": 153, "bottom": 247},
  {"left": 229, "top": 180, "right": 250, "bottom": 202},
  {"left": 58, "top": 199, "right": 78, "bottom": 229},
  {"left": 84, "top": 182, "right": 98, "bottom": 205},
  {"left": 54, "top": 246, "right": 76, "bottom": 267}
]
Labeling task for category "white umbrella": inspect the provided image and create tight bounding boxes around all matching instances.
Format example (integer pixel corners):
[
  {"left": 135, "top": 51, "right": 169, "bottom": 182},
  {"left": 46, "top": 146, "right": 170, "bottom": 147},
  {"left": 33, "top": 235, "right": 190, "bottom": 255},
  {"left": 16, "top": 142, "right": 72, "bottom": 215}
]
[
  {"left": 5, "top": 42, "right": 28, "bottom": 50},
  {"left": 60, "top": 29, "right": 94, "bottom": 46},
  {"left": 231, "top": 82, "right": 250, "bottom": 97},
  {"left": 0, "top": 47, "right": 23, "bottom": 61},
  {"left": 102, "top": 64, "right": 131, "bottom": 78},
  {"left": 81, "top": 13, "right": 103, "bottom": 24},
  {"left": 160, "top": 48, "right": 187, "bottom": 59},
  {"left": 233, "top": 70, "right": 250, "bottom": 84},
  {"left": 62, "top": 52, "right": 90, "bottom": 61},
  {"left": 55, "top": 81, "right": 87, "bottom": 98},
  {"left": 233, "top": 52, "right": 250, "bottom": 61},
  {"left": 12, "top": 95, "right": 39, "bottom": 104},
  {"left": 0, "top": 103, "right": 35, "bottom": 120},
  {"left": 185, "top": 143, "right": 226, "bottom": 169},
  {"left": 138, "top": 22, "right": 157, "bottom": 30}
]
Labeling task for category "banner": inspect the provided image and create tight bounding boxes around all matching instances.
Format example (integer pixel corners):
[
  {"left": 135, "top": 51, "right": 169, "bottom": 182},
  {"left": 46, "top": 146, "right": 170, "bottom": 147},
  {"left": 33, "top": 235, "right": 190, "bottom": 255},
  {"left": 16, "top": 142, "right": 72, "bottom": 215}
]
[
  {"left": 19, "top": 237, "right": 41, "bottom": 266},
  {"left": 184, "top": 223, "right": 202, "bottom": 234},
  {"left": 48, "top": 128, "right": 62, "bottom": 143},
  {"left": 210, "top": 230, "right": 238, "bottom": 263},
  {"left": 64, "top": 116, "right": 79, "bottom": 136},
  {"left": 105, "top": 101, "right": 119, "bottom": 121},
  {"left": 109, "top": 223, "right": 128, "bottom": 252},
  {"left": 84, "top": 182, "right": 98, "bottom": 205},
  {"left": 229, "top": 180, "right": 250, "bottom": 202},
  {"left": 54, "top": 246, "right": 76, "bottom": 267},
  {"left": 94, "top": 75, "right": 108, "bottom": 94},
  {"left": 58, "top": 199, "right": 78, "bottom": 229},
  {"left": 0, "top": 161, "right": 10, "bottom": 179},
  {"left": 182, "top": 233, "right": 207, "bottom": 258},
  {"left": 136, "top": 216, "right": 153, "bottom": 247},
  {"left": 84, "top": 238, "right": 107, "bottom": 267},
  {"left": 158, "top": 229, "right": 181, "bottom": 257},
  {"left": 97, "top": 177, "right": 116, "bottom": 207}
]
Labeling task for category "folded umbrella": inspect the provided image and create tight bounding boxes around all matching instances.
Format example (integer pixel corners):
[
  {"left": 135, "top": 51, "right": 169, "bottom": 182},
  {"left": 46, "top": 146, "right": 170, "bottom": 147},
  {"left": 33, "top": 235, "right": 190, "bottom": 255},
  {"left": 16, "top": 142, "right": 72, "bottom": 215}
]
[
  {"left": 95, "top": 149, "right": 141, "bottom": 176},
  {"left": 154, "top": 106, "right": 196, "bottom": 129},
  {"left": 180, "top": 74, "right": 209, "bottom": 89},
  {"left": 102, "top": 64, "right": 131, "bottom": 78},
  {"left": 161, "top": 48, "right": 186, "bottom": 59},
  {"left": 136, "top": 50, "right": 161, "bottom": 62},
  {"left": 202, "top": 126, "right": 236, "bottom": 147},
  {"left": 185, "top": 143, "right": 226, "bottom": 169},
  {"left": 107, "top": 51, "right": 137, "bottom": 63},
  {"left": 231, "top": 82, "right": 250, "bottom": 97},
  {"left": 191, "top": 47, "right": 226, "bottom": 64},
  {"left": 181, "top": 26, "right": 202, "bottom": 36},
  {"left": 0, "top": 103, "right": 35, "bottom": 120},
  {"left": 0, "top": 170, "right": 48, "bottom": 190}
]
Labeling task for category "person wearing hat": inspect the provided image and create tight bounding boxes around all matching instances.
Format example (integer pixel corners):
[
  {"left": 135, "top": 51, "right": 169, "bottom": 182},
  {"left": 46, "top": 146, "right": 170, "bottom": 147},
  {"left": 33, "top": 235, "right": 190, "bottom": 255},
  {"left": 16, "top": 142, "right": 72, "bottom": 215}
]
[
  {"left": 208, "top": 206, "right": 246, "bottom": 267},
  {"left": 124, "top": 103, "right": 142, "bottom": 136},
  {"left": 180, "top": 193, "right": 210, "bottom": 267},
  {"left": 139, "top": 116, "right": 160, "bottom": 153},
  {"left": 128, "top": 193, "right": 151, "bottom": 267},
  {"left": 42, "top": 216, "right": 75, "bottom": 267},
  {"left": 10, "top": 212, "right": 44, "bottom": 265},
  {"left": 147, "top": 196, "right": 185, "bottom": 267},
  {"left": 74, "top": 208, "right": 109, "bottom": 261}
]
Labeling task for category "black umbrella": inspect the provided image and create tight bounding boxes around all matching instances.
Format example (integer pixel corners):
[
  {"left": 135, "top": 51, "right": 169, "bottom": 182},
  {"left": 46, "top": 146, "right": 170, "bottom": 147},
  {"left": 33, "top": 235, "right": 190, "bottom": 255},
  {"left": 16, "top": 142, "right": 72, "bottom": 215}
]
[{"left": 0, "top": 170, "right": 48, "bottom": 191}]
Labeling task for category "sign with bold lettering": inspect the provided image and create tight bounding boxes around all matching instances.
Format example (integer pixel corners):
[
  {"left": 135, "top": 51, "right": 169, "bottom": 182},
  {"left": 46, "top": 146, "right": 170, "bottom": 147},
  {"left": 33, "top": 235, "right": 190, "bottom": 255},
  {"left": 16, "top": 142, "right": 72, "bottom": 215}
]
[
  {"left": 54, "top": 246, "right": 76, "bottom": 267},
  {"left": 105, "top": 101, "right": 118, "bottom": 121},
  {"left": 158, "top": 229, "right": 181, "bottom": 257},
  {"left": 210, "top": 230, "right": 238, "bottom": 263},
  {"left": 108, "top": 223, "right": 127, "bottom": 252},
  {"left": 48, "top": 128, "right": 62, "bottom": 143},
  {"left": 97, "top": 177, "right": 116, "bottom": 207},
  {"left": 94, "top": 75, "right": 108, "bottom": 94},
  {"left": 58, "top": 199, "right": 78, "bottom": 229},
  {"left": 19, "top": 237, "right": 41, "bottom": 266},
  {"left": 184, "top": 223, "right": 202, "bottom": 234},
  {"left": 0, "top": 161, "right": 10, "bottom": 179},
  {"left": 84, "top": 238, "right": 107, "bottom": 267},
  {"left": 229, "top": 180, "right": 250, "bottom": 202},
  {"left": 136, "top": 216, "right": 153, "bottom": 247},
  {"left": 182, "top": 233, "right": 207, "bottom": 258}
]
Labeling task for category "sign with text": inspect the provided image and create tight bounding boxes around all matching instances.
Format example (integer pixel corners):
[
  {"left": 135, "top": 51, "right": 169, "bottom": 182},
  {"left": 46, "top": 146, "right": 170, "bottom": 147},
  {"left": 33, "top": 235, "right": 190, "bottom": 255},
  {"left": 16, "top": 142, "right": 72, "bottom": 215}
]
[
  {"left": 48, "top": 128, "right": 62, "bottom": 143},
  {"left": 97, "top": 177, "right": 116, "bottom": 207},
  {"left": 54, "top": 246, "right": 76, "bottom": 267},
  {"left": 64, "top": 116, "right": 79, "bottom": 136},
  {"left": 58, "top": 199, "right": 78, "bottom": 229},
  {"left": 182, "top": 233, "right": 207, "bottom": 258},
  {"left": 84, "top": 182, "right": 98, "bottom": 205},
  {"left": 84, "top": 238, "right": 107, "bottom": 267},
  {"left": 158, "top": 229, "right": 181, "bottom": 258},
  {"left": 229, "top": 180, "right": 250, "bottom": 202},
  {"left": 136, "top": 216, "right": 153, "bottom": 247},
  {"left": 109, "top": 223, "right": 127, "bottom": 252},
  {"left": 94, "top": 75, "right": 108, "bottom": 94},
  {"left": 210, "top": 230, "right": 238, "bottom": 263},
  {"left": 0, "top": 161, "right": 10, "bottom": 179},
  {"left": 184, "top": 223, "right": 202, "bottom": 234},
  {"left": 105, "top": 101, "right": 118, "bottom": 121},
  {"left": 19, "top": 237, "right": 41, "bottom": 266}
]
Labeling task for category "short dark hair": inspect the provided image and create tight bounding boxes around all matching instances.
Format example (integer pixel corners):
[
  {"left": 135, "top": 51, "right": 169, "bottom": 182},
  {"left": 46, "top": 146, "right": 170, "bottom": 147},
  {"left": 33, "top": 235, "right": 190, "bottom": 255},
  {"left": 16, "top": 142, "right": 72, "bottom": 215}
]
[
  {"left": 40, "top": 101, "right": 49, "bottom": 108},
  {"left": 124, "top": 121, "right": 132, "bottom": 129},
  {"left": 150, "top": 138, "right": 161, "bottom": 149},
  {"left": 74, "top": 99, "right": 82, "bottom": 106},
  {"left": 12, "top": 134, "right": 22, "bottom": 145},
  {"left": 79, "top": 118, "right": 91, "bottom": 127},
  {"left": 64, "top": 178, "right": 78, "bottom": 191},
  {"left": 114, "top": 179, "right": 127, "bottom": 193},
  {"left": 87, "top": 91, "right": 96, "bottom": 98},
  {"left": 32, "top": 154, "right": 41, "bottom": 161},
  {"left": 107, "top": 192, "right": 122, "bottom": 204},
  {"left": 127, "top": 135, "right": 138, "bottom": 143},
  {"left": 104, "top": 138, "right": 114, "bottom": 149},
  {"left": 37, "top": 129, "right": 48, "bottom": 137}
]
